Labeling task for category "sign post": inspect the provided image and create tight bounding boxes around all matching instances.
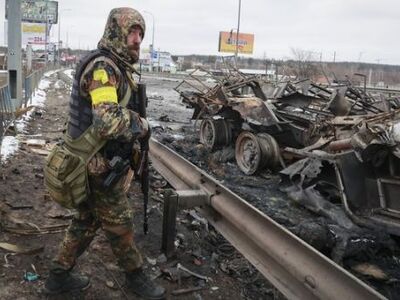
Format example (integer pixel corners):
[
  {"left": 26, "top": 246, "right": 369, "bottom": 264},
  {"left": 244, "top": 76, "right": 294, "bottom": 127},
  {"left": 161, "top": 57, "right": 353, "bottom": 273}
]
[{"left": 7, "top": 0, "right": 23, "bottom": 109}]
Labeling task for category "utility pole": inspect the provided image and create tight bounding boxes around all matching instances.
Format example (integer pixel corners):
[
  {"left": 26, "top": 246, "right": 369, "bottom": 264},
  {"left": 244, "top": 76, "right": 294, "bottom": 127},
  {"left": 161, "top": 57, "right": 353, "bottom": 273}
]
[
  {"left": 57, "top": 9, "right": 73, "bottom": 65},
  {"left": 58, "top": 11, "right": 61, "bottom": 65},
  {"left": 44, "top": 1, "right": 49, "bottom": 64},
  {"left": 235, "top": 0, "right": 242, "bottom": 68},
  {"left": 158, "top": 48, "right": 161, "bottom": 72},
  {"left": 144, "top": 11, "right": 155, "bottom": 72},
  {"left": 7, "top": 0, "right": 23, "bottom": 109},
  {"left": 358, "top": 51, "right": 364, "bottom": 63},
  {"left": 26, "top": 44, "right": 33, "bottom": 74}
]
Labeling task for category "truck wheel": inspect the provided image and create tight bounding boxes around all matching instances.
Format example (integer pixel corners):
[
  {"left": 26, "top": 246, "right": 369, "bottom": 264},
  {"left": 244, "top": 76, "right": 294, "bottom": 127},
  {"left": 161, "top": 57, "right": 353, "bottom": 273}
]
[
  {"left": 199, "top": 119, "right": 232, "bottom": 150},
  {"left": 235, "top": 131, "right": 281, "bottom": 175}
]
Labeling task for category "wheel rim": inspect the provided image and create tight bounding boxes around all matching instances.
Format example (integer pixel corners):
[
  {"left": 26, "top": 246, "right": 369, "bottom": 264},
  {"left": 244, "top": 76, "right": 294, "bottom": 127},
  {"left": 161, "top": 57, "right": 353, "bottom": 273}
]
[
  {"left": 257, "top": 133, "right": 281, "bottom": 169},
  {"left": 235, "top": 131, "right": 261, "bottom": 175},
  {"left": 200, "top": 119, "right": 232, "bottom": 150},
  {"left": 200, "top": 119, "right": 215, "bottom": 148},
  {"left": 235, "top": 132, "right": 281, "bottom": 175}
]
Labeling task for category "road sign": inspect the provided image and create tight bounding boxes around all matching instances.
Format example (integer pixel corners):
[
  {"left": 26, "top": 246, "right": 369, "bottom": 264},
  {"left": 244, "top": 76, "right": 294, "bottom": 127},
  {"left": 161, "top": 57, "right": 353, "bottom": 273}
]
[{"left": 6, "top": 0, "right": 59, "bottom": 24}]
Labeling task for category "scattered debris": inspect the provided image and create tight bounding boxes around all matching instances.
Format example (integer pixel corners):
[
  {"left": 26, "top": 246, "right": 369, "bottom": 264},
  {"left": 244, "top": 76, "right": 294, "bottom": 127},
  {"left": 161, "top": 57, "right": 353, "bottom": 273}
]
[
  {"left": 5, "top": 202, "right": 33, "bottom": 210},
  {"left": 94, "top": 254, "right": 129, "bottom": 300},
  {"left": 352, "top": 263, "right": 389, "bottom": 281},
  {"left": 161, "top": 267, "right": 180, "bottom": 282},
  {"left": 171, "top": 286, "right": 204, "bottom": 296},
  {"left": 176, "top": 263, "right": 212, "bottom": 282},
  {"left": 158, "top": 114, "right": 171, "bottom": 122},
  {"left": 20, "top": 139, "right": 46, "bottom": 148},
  {"left": 23, "top": 271, "right": 40, "bottom": 282},
  {"left": 28, "top": 148, "right": 51, "bottom": 156},
  {"left": 46, "top": 206, "right": 74, "bottom": 219},
  {"left": 146, "top": 257, "right": 157, "bottom": 266},
  {"left": 105, "top": 280, "right": 117, "bottom": 289},
  {"left": 148, "top": 92, "right": 164, "bottom": 101},
  {"left": 188, "top": 210, "right": 209, "bottom": 231},
  {"left": 157, "top": 254, "right": 167, "bottom": 264},
  {"left": 0, "top": 242, "right": 43, "bottom": 255}
]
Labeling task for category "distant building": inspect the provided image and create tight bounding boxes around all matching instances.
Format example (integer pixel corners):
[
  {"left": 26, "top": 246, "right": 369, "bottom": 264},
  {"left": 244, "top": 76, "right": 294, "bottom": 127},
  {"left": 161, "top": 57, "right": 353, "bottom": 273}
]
[
  {"left": 0, "top": 53, "right": 7, "bottom": 70},
  {"left": 139, "top": 49, "right": 176, "bottom": 73}
]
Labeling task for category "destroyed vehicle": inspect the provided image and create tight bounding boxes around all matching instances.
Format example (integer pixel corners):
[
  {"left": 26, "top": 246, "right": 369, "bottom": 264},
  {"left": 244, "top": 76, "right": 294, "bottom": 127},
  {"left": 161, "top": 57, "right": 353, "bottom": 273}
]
[
  {"left": 175, "top": 69, "right": 381, "bottom": 175},
  {"left": 176, "top": 69, "right": 400, "bottom": 236},
  {"left": 176, "top": 69, "right": 398, "bottom": 174},
  {"left": 281, "top": 110, "right": 400, "bottom": 236}
]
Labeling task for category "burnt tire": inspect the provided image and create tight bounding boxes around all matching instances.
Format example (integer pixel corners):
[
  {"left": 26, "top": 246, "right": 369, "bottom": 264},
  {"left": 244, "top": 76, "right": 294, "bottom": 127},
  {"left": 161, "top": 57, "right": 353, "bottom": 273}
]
[
  {"left": 235, "top": 131, "right": 281, "bottom": 175},
  {"left": 199, "top": 118, "right": 232, "bottom": 150}
]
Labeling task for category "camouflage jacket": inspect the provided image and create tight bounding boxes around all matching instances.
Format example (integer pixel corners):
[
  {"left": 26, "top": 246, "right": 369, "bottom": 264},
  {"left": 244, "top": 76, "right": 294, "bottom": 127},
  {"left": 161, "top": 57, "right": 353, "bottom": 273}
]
[
  {"left": 82, "top": 7, "right": 147, "bottom": 176},
  {"left": 79, "top": 56, "right": 147, "bottom": 176}
]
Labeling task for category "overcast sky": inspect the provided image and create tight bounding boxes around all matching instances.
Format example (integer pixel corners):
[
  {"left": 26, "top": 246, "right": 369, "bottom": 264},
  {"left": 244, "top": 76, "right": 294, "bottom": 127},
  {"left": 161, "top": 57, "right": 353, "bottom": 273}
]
[{"left": 1, "top": 0, "right": 400, "bottom": 65}]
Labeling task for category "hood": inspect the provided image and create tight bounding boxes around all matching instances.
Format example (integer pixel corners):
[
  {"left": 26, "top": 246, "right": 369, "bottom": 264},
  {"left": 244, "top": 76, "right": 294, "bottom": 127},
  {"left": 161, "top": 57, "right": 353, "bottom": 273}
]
[{"left": 98, "top": 7, "right": 145, "bottom": 68}]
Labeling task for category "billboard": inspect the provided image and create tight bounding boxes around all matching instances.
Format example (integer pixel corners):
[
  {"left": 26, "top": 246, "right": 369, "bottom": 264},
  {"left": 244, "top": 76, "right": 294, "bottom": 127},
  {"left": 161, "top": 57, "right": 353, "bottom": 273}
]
[
  {"left": 22, "top": 22, "right": 46, "bottom": 45},
  {"left": 6, "top": 0, "right": 58, "bottom": 24},
  {"left": 218, "top": 31, "right": 254, "bottom": 54}
]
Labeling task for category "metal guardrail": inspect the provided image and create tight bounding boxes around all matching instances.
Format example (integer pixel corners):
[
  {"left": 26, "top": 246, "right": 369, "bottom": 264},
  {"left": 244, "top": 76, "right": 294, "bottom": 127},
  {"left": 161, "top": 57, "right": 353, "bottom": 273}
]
[
  {"left": 0, "top": 84, "right": 14, "bottom": 141},
  {"left": 0, "top": 66, "right": 55, "bottom": 143},
  {"left": 23, "top": 68, "right": 47, "bottom": 107},
  {"left": 149, "top": 138, "right": 386, "bottom": 300}
]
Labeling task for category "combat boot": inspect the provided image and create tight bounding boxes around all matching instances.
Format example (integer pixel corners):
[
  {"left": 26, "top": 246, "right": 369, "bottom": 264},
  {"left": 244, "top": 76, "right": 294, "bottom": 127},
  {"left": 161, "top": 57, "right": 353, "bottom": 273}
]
[
  {"left": 126, "top": 268, "right": 166, "bottom": 300},
  {"left": 43, "top": 268, "right": 90, "bottom": 295}
]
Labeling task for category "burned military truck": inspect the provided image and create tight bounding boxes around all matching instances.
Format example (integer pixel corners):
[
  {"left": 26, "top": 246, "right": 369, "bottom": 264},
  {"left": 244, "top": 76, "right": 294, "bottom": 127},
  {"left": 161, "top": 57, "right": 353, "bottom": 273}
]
[
  {"left": 175, "top": 68, "right": 385, "bottom": 174},
  {"left": 175, "top": 68, "right": 400, "bottom": 235},
  {"left": 175, "top": 68, "right": 300, "bottom": 174}
]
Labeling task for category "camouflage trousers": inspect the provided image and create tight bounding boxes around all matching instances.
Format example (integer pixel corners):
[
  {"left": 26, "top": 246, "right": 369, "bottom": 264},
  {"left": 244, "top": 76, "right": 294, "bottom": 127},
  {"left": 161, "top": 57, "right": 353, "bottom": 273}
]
[{"left": 51, "top": 174, "right": 143, "bottom": 272}]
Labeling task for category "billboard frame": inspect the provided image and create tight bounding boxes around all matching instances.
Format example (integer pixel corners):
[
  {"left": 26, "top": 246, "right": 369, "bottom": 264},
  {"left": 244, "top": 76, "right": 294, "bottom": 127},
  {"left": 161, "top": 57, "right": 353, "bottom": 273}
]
[
  {"left": 5, "top": 0, "right": 59, "bottom": 24},
  {"left": 218, "top": 31, "right": 254, "bottom": 55}
]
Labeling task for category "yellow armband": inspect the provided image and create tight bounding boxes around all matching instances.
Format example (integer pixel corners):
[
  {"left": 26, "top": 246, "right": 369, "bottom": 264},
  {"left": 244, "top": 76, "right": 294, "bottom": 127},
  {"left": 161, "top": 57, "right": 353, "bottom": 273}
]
[
  {"left": 93, "top": 69, "right": 109, "bottom": 84},
  {"left": 90, "top": 86, "right": 118, "bottom": 105}
]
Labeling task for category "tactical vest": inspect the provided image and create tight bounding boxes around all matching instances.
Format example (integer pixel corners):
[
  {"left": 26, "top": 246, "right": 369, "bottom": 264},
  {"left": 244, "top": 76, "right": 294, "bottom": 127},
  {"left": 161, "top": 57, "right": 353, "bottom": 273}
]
[
  {"left": 68, "top": 49, "right": 129, "bottom": 139},
  {"left": 44, "top": 50, "right": 135, "bottom": 208}
]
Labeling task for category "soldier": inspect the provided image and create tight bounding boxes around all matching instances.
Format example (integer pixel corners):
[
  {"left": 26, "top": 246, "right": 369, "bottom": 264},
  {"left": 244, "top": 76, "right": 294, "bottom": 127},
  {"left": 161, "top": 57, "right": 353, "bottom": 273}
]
[{"left": 44, "top": 7, "right": 166, "bottom": 300}]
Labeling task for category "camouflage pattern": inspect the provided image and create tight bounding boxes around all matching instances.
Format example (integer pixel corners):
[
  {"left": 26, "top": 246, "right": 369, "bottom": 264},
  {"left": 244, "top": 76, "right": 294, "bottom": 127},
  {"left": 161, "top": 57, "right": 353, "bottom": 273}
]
[
  {"left": 80, "top": 56, "right": 148, "bottom": 175},
  {"left": 52, "top": 175, "right": 143, "bottom": 272},
  {"left": 87, "top": 153, "right": 109, "bottom": 176},
  {"left": 82, "top": 58, "right": 146, "bottom": 137},
  {"left": 51, "top": 7, "right": 148, "bottom": 274},
  {"left": 92, "top": 102, "right": 145, "bottom": 141},
  {"left": 98, "top": 7, "right": 146, "bottom": 66}
]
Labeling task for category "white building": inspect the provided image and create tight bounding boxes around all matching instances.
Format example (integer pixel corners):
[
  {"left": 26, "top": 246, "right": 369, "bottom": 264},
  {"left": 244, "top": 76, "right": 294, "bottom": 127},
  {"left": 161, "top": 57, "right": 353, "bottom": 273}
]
[{"left": 139, "top": 49, "right": 176, "bottom": 73}]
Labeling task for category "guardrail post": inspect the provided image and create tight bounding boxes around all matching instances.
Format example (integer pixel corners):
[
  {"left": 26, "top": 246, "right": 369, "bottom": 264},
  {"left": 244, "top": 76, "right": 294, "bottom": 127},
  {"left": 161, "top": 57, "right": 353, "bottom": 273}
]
[
  {"left": 161, "top": 189, "right": 178, "bottom": 258},
  {"left": 161, "top": 189, "right": 209, "bottom": 258}
]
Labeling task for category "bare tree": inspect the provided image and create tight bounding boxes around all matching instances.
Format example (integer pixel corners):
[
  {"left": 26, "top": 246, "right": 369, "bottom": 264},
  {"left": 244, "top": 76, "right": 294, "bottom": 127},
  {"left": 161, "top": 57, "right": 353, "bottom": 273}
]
[{"left": 290, "top": 47, "right": 319, "bottom": 79}]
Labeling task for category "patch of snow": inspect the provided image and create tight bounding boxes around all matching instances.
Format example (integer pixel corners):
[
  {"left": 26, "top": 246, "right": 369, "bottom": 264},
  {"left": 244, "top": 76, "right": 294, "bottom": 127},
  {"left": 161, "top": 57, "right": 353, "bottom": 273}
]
[
  {"left": 16, "top": 78, "right": 48, "bottom": 133},
  {"left": 63, "top": 69, "right": 74, "bottom": 80},
  {"left": 44, "top": 69, "right": 61, "bottom": 77},
  {"left": 141, "top": 75, "right": 180, "bottom": 82},
  {"left": 1, "top": 73, "right": 52, "bottom": 160},
  {"left": 16, "top": 95, "right": 46, "bottom": 133},
  {"left": 172, "top": 134, "right": 185, "bottom": 140},
  {"left": 54, "top": 80, "right": 65, "bottom": 90},
  {"left": 149, "top": 120, "right": 163, "bottom": 129},
  {"left": 1, "top": 136, "right": 19, "bottom": 163},
  {"left": 39, "top": 78, "right": 51, "bottom": 90}
]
